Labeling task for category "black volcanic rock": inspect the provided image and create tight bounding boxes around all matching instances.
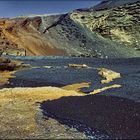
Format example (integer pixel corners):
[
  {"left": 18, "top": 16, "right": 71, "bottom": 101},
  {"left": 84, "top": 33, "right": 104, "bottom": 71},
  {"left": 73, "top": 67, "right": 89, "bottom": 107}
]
[{"left": 41, "top": 95, "right": 140, "bottom": 139}]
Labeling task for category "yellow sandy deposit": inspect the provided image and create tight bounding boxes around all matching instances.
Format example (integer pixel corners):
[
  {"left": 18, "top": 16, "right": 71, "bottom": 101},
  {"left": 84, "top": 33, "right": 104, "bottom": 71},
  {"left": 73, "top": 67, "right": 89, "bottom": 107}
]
[
  {"left": 90, "top": 84, "right": 121, "bottom": 94},
  {"left": 0, "top": 71, "right": 16, "bottom": 86},
  {"left": 98, "top": 68, "right": 121, "bottom": 84},
  {"left": 62, "top": 82, "right": 91, "bottom": 92},
  {"left": 0, "top": 87, "right": 83, "bottom": 138}
]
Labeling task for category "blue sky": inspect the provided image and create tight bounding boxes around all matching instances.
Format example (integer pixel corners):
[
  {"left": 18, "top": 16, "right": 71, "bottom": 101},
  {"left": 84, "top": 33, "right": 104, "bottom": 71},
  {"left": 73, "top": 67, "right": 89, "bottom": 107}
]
[{"left": 0, "top": 0, "right": 101, "bottom": 18}]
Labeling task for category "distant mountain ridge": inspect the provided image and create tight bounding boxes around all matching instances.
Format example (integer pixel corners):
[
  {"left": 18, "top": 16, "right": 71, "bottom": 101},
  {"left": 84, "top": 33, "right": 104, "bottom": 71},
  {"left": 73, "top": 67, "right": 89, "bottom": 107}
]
[
  {"left": 0, "top": 0, "right": 140, "bottom": 58},
  {"left": 93, "top": 0, "right": 140, "bottom": 10}
]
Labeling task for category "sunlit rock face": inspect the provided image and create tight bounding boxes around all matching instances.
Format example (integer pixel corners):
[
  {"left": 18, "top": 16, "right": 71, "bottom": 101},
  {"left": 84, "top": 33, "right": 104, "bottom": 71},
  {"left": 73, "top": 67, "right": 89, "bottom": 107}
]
[
  {"left": 71, "top": 1, "right": 140, "bottom": 49},
  {"left": 0, "top": 1, "right": 140, "bottom": 58}
]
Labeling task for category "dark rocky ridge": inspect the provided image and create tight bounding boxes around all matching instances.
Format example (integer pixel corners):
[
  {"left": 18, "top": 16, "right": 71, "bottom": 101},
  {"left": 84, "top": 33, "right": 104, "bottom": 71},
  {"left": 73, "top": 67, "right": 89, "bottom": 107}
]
[{"left": 92, "top": 0, "right": 140, "bottom": 10}]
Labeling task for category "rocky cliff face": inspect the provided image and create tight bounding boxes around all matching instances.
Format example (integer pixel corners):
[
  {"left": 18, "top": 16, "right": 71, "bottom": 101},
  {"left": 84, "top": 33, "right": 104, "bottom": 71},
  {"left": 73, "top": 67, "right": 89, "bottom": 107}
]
[
  {"left": 0, "top": 1, "right": 140, "bottom": 58},
  {"left": 72, "top": 1, "right": 140, "bottom": 50}
]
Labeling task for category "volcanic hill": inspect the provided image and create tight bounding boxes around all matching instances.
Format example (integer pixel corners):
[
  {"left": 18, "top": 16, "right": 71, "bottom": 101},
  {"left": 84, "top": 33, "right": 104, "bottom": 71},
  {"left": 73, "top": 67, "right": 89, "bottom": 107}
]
[{"left": 0, "top": 0, "right": 140, "bottom": 58}]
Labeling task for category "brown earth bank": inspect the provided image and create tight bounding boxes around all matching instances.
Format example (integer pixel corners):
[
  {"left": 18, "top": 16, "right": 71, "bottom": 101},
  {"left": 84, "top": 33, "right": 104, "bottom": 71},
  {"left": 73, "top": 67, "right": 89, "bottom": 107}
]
[
  {"left": 0, "top": 57, "right": 29, "bottom": 71},
  {"left": 0, "top": 57, "right": 19, "bottom": 86},
  {"left": 41, "top": 95, "right": 140, "bottom": 139},
  {"left": 0, "top": 57, "right": 16, "bottom": 71},
  {"left": 0, "top": 57, "right": 30, "bottom": 86}
]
